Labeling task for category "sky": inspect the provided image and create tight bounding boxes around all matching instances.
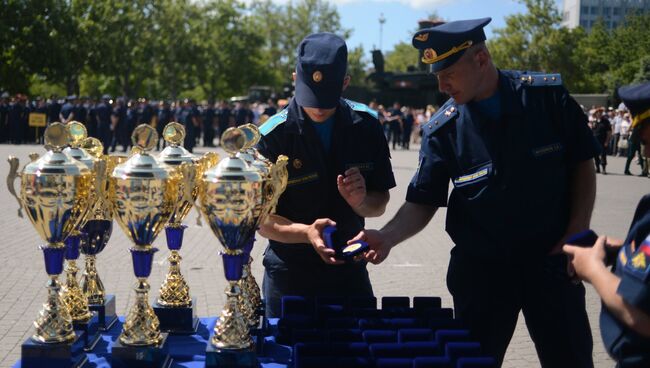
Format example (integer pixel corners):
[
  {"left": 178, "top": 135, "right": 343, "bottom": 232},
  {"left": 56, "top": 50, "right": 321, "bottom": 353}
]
[{"left": 337, "top": 0, "right": 561, "bottom": 56}]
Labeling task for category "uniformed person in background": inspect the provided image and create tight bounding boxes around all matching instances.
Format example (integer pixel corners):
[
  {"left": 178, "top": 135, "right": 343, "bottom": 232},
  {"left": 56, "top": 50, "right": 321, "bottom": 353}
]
[
  {"left": 565, "top": 81, "right": 650, "bottom": 367},
  {"left": 202, "top": 100, "right": 216, "bottom": 147},
  {"left": 95, "top": 95, "right": 113, "bottom": 154},
  {"left": 59, "top": 95, "right": 76, "bottom": 123},
  {"left": 257, "top": 32, "right": 396, "bottom": 318},
  {"left": 352, "top": 18, "right": 598, "bottom": 367},
  {"left": 0, "top": 92, "right": 9, "bottom": 143},
  {"left": 156, "top": 100, "right": 172, "bottom": 150}
]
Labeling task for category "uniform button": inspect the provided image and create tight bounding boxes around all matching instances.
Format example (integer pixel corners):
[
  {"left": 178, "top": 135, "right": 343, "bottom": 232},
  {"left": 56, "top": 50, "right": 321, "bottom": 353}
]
[{"left": 434, "top": 121, "right": 439, "bottom": 125}]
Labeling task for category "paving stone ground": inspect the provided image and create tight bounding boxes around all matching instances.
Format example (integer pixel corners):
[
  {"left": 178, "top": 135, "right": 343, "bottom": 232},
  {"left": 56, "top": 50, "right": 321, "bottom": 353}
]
[{"left": 0, "top": 142, "right": 647, "bottom": 367}]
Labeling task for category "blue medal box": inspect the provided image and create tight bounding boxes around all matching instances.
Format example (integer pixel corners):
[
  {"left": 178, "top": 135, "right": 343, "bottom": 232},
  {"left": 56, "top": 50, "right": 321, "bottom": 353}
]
[{"left": 13, "top": 296, "right": 496, "bottom": 368}]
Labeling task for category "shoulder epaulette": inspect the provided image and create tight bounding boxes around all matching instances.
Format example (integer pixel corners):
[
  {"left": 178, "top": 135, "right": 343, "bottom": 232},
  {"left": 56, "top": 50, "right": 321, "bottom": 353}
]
[
  {"left": 422, "top": 100, "right": 458, "bottom": 136},
  {"left": 343, "top": 99, "right": 379, "bottom": 119},
  {"left": 518, "top": 72, "right": 562, "bottom": 87},
  {"left": 259, "top": 109, "right": 288, "bottom": 136}
]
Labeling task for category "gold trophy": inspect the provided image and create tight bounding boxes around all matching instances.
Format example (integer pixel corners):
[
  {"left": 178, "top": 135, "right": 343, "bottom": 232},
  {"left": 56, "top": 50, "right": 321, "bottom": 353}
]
[
  {"left": 7, "top": 122, "right": 92, "bottom": 367},
  {"left": 79, "top": 148, "right": 125, "bottom": 331},
  {"left": 198, "top": 127, "right": 263, "bottom": 367},
  {"left": 236, "top": 124, "right": 288, "bottom": 330},
  {"left": 109, "top": 124, "right": 177, "bottom": 368},
  {"left": 153, "top": 122, "right": 219, "bottom": 334},
  {"left": 59, "top": 122, "right": 104, "bottom": 350}
]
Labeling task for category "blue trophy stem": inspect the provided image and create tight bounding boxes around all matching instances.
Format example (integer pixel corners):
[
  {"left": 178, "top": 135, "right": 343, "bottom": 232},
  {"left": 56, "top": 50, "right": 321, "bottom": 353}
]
[
  {"left": 130, "top": 247, "right": 158, "bottom": 279},
  {"left": 41, "top": 245, "right": 65, "bottom": 276},
  {"left": 165, "top": 224, "right": 187, "bottom": 251},
  {"left": 222, "top": 253, "right": 245, "bottom": 281},
  {"left": 64, "top": 233, "right": 82, "bottom": 261}
]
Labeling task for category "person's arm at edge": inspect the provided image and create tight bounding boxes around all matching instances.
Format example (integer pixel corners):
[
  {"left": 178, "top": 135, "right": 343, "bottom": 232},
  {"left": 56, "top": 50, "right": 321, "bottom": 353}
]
[{"left": 564, "top": 237, "right": 650, "bottom": 337}]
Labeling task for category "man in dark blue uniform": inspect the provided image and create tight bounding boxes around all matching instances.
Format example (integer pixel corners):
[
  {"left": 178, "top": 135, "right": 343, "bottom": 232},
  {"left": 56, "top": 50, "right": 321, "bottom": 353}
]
[
  {"left": 0, "top": 93, "right": 9, "bottom": 143},
  {"left": 60, "top": 95, "right": 76, "bottom": 123},
  {"left": 203, "top": 101, "right": 216, "bottom": 147},
  {"left": 257, "top": 33, "right": 396, "bottom": 318},
  {"left": 216, "top": 100, "right": 233, "bottom": 145},
  {"left": 95, "top": 95, "right": 113, "bottom": 154},
  {"left": 156, "top": 100, "right": 172, "bottom": 150},
  {"left": 565, "top": 81, "right": 650, "bottom": 368},
  {"left": 46, "top": 96, "right": 61, "bottom": 124},
  {"left": 353, "top": 18, "right": 598, "bottom": 367}
]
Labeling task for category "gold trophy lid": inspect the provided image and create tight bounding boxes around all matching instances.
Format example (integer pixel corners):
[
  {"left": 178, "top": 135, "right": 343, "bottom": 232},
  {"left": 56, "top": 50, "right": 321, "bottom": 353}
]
[
  {"left": 23, "top": 122, "right": 89, "bottom": 177},
  {"left": 158, "top": 122, "right": 195, "bottom": 166},
  {"left": 204, "top": 128, "right": 262, "bottom": 183},
  {"left": 63, "top": 121, "right": 99, "bottom": 169},
  {"left": 113, "top": 124, "right": 170, "bottom": 179}
]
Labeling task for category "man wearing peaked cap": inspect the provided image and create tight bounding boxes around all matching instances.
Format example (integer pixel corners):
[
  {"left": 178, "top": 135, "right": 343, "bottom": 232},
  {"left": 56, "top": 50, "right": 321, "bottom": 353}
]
[
  {"left": 256, "top": 33, "right": 396, "bottom": 318},
  {"left": 621, "top": 82, "right": 650, "bottom": 176},
  {"left": 564, "top": 81, "right": 650, "bottom": 367},
  {"left": 353, "top": 18, "right": 598, "bottom": 367}
]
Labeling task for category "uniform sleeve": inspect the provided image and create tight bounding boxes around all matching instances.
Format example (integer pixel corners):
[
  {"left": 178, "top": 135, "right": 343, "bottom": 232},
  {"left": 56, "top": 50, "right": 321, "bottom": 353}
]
[
  {"left": 617, "top": 252, "right": 650, "bottom": 313},
  {"left": 405, "top": 134, "right": 450, "bottom": 207},
  {"left": 256, "top": 129, "right": 281, "bottom": 163},
  {"left": 561, "top": 89, "right": 599, "bottom": 163},
  {"left": 365, "top": 121, "right": 396, "bottom": 192}
]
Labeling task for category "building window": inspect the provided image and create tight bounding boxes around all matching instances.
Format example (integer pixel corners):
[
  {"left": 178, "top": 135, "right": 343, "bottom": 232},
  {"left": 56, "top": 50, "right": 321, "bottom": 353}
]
[
  {"left": 591, "top": 6, "right": 599, "bottom": 14},
  {"left": 613, "top": 7, "right": 620, "bottom": 15},
  {"left": 612, "top": 21, "right": 618, "bottom": 28},
  {"left": 581, "top": 5, "right": 589, "bottom": 14},
  {"left": 604, "top": 6, "right": 610, "bottom": 14},
  {"left": 580, "top": 20, "right": 588, "bottom": 27}
]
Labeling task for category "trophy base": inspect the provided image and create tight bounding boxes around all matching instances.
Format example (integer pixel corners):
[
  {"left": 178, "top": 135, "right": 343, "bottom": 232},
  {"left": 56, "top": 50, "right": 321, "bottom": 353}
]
[
  {"left": 88, "top": 294, "right": 118, "bottom": 331},
  {"left": 111, "top": 333, "right": 172, "bottom": 368},
  {"left": 205, "top": 342, "right": 259, "bottom": 368},
  {"left": 21, "top": 331, "right": 88, "bottom": 368},
  {"left": 72, "top": 312, "right": 101, "bottom": 351},
  {"left": 153, "top": 297, "right": 199, "bottom": 334}
]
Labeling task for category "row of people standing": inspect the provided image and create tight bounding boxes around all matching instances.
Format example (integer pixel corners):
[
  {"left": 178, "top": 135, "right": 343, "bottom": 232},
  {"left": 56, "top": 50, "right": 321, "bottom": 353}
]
[{"left": 0, "top": 93, "right": 281, "bottom": 154}]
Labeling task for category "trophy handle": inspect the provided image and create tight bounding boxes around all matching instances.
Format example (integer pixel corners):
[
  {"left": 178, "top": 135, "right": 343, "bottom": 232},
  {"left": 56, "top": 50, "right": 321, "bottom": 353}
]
[
  {"left": 6, "top": 156, "right": 24, "bottom": 218},
  {"left": 29, "top": 152, "right": 40, "bottom": 162}
]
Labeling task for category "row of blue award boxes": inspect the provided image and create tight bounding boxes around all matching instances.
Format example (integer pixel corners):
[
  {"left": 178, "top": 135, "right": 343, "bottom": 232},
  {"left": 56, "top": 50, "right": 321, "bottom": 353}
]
[{"left": 14, "top": 295, "right": 496, "bottom": 368}]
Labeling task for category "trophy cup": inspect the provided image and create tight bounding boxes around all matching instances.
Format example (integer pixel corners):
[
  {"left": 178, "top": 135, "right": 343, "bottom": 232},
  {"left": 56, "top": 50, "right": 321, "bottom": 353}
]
[
  {"left": 199, "top": 127, "right": 263, "bottom": 367},
  {"left": 153, "top": 122, "right": 219, "bottom": 334},
  {"left": 236, "top": 124, "right": 288, "bottom": 333},
  {"left": 61, "top": 122, "right": 103, "bottom": 350},
  {"left": 80, "top": 148, "right": 126, "bottom": 332},
  {"left": 109, "top": 124, "right": 177, "bottom": 368},
  {"left": 7, "top": 122, "right": 92, "bottom": 368}
]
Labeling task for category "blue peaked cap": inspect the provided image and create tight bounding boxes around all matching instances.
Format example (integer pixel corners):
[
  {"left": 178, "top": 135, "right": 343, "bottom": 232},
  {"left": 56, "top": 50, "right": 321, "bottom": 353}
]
[
  {"left": 412, "top": 18, "right": 491, "bottom": 73},
  {"left": 619, "top": 81, "right": 650, "bottom": 129},
  {"left": 295, "top": 33, "right": 348, "bottom": 109}
]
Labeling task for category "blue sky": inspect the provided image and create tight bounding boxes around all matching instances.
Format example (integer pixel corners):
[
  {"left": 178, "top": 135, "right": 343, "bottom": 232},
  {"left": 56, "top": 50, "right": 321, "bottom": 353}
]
[{"left": 338, "top": 0, "right": 561, "bottom": 57}]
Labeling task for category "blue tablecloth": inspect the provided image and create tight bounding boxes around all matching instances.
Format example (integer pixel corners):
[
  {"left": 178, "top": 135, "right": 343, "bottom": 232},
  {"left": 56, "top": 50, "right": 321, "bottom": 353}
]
[{"left": 13, "top": 317, "right": 288, "bottom": 368}]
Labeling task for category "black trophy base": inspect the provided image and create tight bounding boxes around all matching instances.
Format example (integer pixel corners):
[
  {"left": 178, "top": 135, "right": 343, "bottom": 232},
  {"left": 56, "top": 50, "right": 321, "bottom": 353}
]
[
  {"left": 111, "top": 333, "right": 172, "bottom": 368},
  {"left": 88, "top": 294, "right": 118, "bottom": 331},
  {"left": 205, "top": 341, "right": 259, "bottom": 368},
  {"left": 21, "top": 331, "right": 88, "bottom": 368},
  {"left": 153, "top": 297, "right": 199, "bottom": 334},
  {"left": 72, "top": 312, "right": 101, "bottom": 351}
]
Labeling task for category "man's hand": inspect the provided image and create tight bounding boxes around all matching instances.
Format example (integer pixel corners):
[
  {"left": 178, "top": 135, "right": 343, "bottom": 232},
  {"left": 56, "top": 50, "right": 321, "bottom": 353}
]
[
  {"left": 337, "top": 167, "right": 366, "bottom": 209},
  {"left": 307, "top": 218, "right": 344, "bottom": 265},
  {"left": 563, "top": 236, "right": 621, "bottom": 283},
  {"left": 349, "top": 229, "right": 392, "bottom": 265}
]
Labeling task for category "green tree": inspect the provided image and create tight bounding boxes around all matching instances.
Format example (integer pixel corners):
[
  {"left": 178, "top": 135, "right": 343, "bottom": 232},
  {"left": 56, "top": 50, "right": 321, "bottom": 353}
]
[
  {"left": 384, "top": 42, "right": 419, "bottom": 72},
  {"left": 347, "top": 45, "right": 369, "bottom": 87}
]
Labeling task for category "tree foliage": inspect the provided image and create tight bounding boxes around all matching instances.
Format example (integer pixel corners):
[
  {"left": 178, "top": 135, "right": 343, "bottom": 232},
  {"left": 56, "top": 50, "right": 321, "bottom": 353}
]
[
  {"left": 488, "top": 0, "right": 650, "bottom": 94},
  {"left": 1, "top": 0, "right": 354, "bottom": 100},
  {"left": 384, "top": 42, "right": 419, "bottom": 73}
]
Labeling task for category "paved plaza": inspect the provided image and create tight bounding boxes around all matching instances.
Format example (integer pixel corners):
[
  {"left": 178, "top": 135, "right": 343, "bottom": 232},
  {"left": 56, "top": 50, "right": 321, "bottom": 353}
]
[{"left": 0, "top": 142, "right": 647, "bottom": 367}]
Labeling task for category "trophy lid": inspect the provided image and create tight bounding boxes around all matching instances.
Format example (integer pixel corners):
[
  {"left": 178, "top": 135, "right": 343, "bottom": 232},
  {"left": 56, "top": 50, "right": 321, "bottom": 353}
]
[
  {"left": 63, "top": 122, "right": 98, "bottom": 169},
  {"left": 113, "top": 124, "right": 170, "bottom": 179},
  {"left": 23, "top": 122, "right": 89, "bottom": 176},
  {"left": 204, "top": 128, "right": 262, "bottom": 183},
  {"left": 158, "top": 122, "right": 195, "bottom": 165}
]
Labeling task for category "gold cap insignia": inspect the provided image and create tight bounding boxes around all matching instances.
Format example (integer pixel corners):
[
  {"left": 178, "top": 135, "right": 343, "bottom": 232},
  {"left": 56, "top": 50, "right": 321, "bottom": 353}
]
[
  {"left": 293, "top": 158, "right": 303, "bottom": 169},
  {"left": 422, "top": 48, "right": 438, "bottom": 64},
  {"left": 414, "top": 33, "right": 429, "bottom": 42},
  {"left": 312, "top": 71, "right": 323, "bottom": 83}
]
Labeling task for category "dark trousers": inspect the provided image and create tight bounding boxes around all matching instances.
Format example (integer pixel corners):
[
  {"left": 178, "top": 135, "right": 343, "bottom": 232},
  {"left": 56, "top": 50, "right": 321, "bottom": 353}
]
[
  {"left": 262, "top": 246, "right": 373, "bottom": 318},
  {"left": 447, "top": 252, "right": 593, "bottom": 368},
  {"left": 594, "top": 140, "right": 608, "bottom": 170}
]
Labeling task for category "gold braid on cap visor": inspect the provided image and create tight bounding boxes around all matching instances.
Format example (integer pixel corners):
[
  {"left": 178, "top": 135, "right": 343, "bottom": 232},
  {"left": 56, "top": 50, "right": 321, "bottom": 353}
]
[
  {"left": 632, "top": 108, "right": 650, "bottom": 129},
  {"left": 422, "top": 40, "right": 473, "bottom": 64}
]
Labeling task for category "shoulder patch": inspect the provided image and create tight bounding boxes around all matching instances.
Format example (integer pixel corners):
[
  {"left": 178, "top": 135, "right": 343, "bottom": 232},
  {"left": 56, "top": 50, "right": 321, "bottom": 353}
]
[
  {"left": 343, "top": 99, "right": 379, "bottom": 119},
  {"left": 259, "top": 109, "right": 288, "bottom": 136},
  {"left": 623, "top": 236, "right": 650, "bottom": 282},
  {"left": 518, "top": 72, "right": 562, "bottom": 87},
  {"left": 422, "top": 100, "right": 458, "bottom": 136}
]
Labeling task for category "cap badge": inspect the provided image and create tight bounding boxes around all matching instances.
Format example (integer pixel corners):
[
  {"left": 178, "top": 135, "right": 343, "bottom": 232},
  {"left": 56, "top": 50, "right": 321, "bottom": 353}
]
[
  {"left": 293, "top": 158, "right": 303, "bottom": 169},
  {"left": 414, "top": 33, "right": 429, "bottom": 42},
  {"left": 422, "top": 48, "right": 438, "bottom": 64},
  {"left": 312, "top": 71, "right": 323, "bottom": 83}
]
